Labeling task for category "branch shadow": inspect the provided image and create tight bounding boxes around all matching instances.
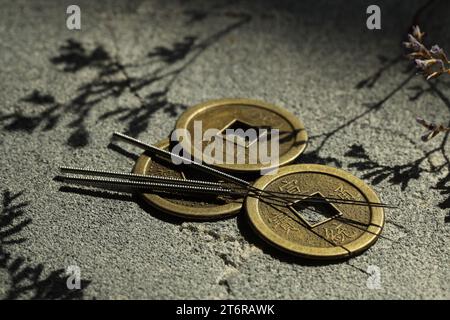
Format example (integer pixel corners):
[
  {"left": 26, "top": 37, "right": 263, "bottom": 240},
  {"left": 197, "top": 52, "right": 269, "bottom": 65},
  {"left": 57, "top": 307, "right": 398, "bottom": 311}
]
[
  {"left": 348, "top": 40, "right": 450, "bottom": 221},
  {"left": 0, "top": 6, "right": 252, "bottom": 147},
  {"left": 0, "top": 189, "right": 91, "bottom": 300},
  {"left": 345, "top": 144, "right": 423, "bottom": 190}
]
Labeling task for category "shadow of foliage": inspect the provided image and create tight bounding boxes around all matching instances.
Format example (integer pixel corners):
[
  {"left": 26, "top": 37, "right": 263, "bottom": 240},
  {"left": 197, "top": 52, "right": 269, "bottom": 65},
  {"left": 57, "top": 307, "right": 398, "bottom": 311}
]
[
  {"left": 147, "top": 36, "right": 197, "bottom": 63},
  {"left": 0, "top": 7, "right": 251, "bottom": 147},
  {"left": 299, "top": 2, "right": 450, "bottom": 221},
  {"left": 434, "top": 172, "right": 450, "bottom": 212},
  {"left": 337, "top": 0, "right": 450, "bottom": 223},
  {"left": 184, "top": 10, "right": 208, "bottom": 24},
  {"left": 295, "top": 149, "right": 343, "bottom": 168},
  {"left": 50, "top": 39, "right": 111, "bottom": 73},
  {"left": 0, "top": 189, "right": 90, "bottom": 299},
  {"left": 0, "top": 90, "right": 61, "bottom": 134},
  {"left": 0, "top": 190, "right": 31, "bottom": 247},
  {"left": 355, "top": 55, "right": 404, "bottom": 90},
  {"left": 345, "top": 144, "right": 423, "bottom": 190},
  {"left": 348, "top": 68, "right": 450, "bottom": 221}
]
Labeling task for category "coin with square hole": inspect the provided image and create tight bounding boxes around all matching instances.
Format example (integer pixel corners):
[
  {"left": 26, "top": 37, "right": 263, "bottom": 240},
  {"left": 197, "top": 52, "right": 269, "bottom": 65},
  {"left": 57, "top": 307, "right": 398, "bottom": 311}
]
[
  {"left": 133, "top": 139, "right": 244, "bottom": 219},
  {"left": 288, "top": 192, "right": 343, "bottom": 228},
  {"left": 245, "top": 164, "right": 385, "bottom": 259},
  {"left": 175, "top": 98, "right": 308, "bottom": 172},
  {"left": 217, "top": 119, "right": 270, "bottom": 148}
]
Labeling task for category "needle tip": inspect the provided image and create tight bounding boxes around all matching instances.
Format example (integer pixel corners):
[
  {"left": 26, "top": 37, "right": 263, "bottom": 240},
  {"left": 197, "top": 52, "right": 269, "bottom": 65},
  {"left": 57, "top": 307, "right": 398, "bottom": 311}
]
[{"left": 112, "top": 132, "right": 125, "bottom": 139}]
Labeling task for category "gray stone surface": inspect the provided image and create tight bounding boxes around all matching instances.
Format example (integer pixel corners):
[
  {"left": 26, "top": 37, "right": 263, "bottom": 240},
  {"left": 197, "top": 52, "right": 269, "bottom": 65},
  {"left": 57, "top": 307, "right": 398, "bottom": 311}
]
[{"left": 0, "top": 0, "right": 449, "bottom": 299}]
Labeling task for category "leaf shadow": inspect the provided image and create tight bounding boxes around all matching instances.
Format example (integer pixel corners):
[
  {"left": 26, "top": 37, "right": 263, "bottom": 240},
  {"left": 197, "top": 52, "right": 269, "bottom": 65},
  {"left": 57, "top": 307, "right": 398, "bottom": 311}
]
[
  {"left": 0, "top": 189, "right": 91, "bottom": 300},
  {"left": 344, "top": 144, "right": 423, "bottom": 190},
  {"left": 0, "top": 7, "right": 252, "bottom": 147}
]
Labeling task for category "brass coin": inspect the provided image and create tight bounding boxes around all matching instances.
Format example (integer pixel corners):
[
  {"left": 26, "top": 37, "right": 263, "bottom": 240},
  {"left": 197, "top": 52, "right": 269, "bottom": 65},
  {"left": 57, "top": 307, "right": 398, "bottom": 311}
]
[
  {"left": 175, "top": 98, "right": 308, "bottom": 173},
  {"left": 245, "top": 164, "right": 384, "bottom": 259},
  {"left": 133, "top": 138, "right": 243, "bottom": 219}
]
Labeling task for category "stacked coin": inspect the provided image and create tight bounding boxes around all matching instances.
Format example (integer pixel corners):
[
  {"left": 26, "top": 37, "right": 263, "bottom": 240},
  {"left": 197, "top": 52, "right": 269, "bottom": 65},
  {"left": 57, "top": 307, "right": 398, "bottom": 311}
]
[
  {"left": 175, "top": 98, "right": 308, "bottom": 173},
  {"left": 133, "top": 138, "right": 243, "bottom": 219},
  {"left": 246, "top": 164, "right": 384, "bottom": 259},
  {"left": 133, "top": 98, "right": 385, "bottom": 259},
  {"left": 134, "top": 98, "right": 308, "bottom": 219}
]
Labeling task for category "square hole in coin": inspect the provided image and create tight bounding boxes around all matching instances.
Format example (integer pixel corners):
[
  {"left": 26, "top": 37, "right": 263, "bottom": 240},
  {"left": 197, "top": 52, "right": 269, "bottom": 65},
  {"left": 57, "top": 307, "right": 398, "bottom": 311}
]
[
  {"left": 217, "top": 119, "right": 268, "bottom": 148},
  {"left": 288, "top": 192, "right": 343, "bottom": 228}
]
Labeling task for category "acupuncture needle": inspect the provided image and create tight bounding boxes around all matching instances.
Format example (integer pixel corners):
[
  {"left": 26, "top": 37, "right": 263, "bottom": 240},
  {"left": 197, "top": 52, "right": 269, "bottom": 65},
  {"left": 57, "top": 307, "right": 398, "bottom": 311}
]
[
  {"left": 60, "top": 166, "right": 223, "bottom": 187},
  {"left": 58, "top": 132, "right": 392, "bottom": 209},
  {"left": 111, "top": 132, "right": 307, "bottom": 205},
  {"left": 60, "top": 175, "right": 246, "bottom": 197},
  {"left": 111, "top": 132, "right": 396, "bottom": 209},
  {"left": 112, "top": 132, "right": 251, "bottom": 187},
  {"left": 58, "top": 172, "right": 281, "bottom": 203},
  {"left": 58, "top": 173, "right": 387, "bottom": 210},
  {"left": 58, "top": 170, "right": 394, "bottom": 208},
  {"left": 232, "top": 188, "right": 397, "bottom": 209},
  {"left": 112, "top": 132, "right": 395, "bottom": 209},
  {"left": 59, "top": 173, "right": 394, "bottom": 208}
]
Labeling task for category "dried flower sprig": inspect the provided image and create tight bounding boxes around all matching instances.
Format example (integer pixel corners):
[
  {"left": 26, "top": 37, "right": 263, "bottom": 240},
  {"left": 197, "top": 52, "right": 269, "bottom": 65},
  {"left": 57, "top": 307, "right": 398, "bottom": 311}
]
[
  {"left": 404, "top": 25, "right": 450, "bottom": 80},
  {"left": 416, "top": 117, "right": 450, "bottom": 142},
  {"left": 404, "top": 26, "right": 450, "bottom": 141}
]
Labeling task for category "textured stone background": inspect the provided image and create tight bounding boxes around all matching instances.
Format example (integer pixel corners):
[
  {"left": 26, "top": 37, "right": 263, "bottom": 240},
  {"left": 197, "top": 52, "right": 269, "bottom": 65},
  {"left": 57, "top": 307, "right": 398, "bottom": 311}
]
[{"left": 0, "top": 0, "right": 449, "bottom": 299}]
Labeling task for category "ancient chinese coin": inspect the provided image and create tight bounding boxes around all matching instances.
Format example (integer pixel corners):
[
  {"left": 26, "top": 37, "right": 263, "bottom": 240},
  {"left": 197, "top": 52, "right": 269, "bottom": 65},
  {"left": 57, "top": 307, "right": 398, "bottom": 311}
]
[
  {"left": 133, "top": 139, "right": 244, "bottom": 219},
  {"left": 174, "top": 98, "right": 308, "bottom": 173},
  {"left": 245, "top": 164, "right": 384, "bottom": 259}
]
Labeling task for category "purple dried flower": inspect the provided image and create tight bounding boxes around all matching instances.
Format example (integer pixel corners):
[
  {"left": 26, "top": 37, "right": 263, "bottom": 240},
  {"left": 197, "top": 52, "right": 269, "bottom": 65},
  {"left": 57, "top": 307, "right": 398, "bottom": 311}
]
[
  {"left": 426, "top": 71, "right": 441, "bottom": 80},
  {"left": 416, "top": 117, "right": 450, "bottom": 141},
  {"left": 405, "top": 27, "right": 450, "bottom": 142},
  {"left": 430, "top": 45, "right": 443, "bottom": 55},
  {"left": 412, "top": 25, "right": 424, "bottom": 41},
  {"left": 414, "top": 59, "right": 427, "bottom": 70},
  {"left": 407, "top": 34, "right": 422, "bottom": 51},
  {"left": 403, "top": 41, "right": 413, "bottom": 49},
  {"left": 421, "top": 130, "right": 438, "bottom": 142}
]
